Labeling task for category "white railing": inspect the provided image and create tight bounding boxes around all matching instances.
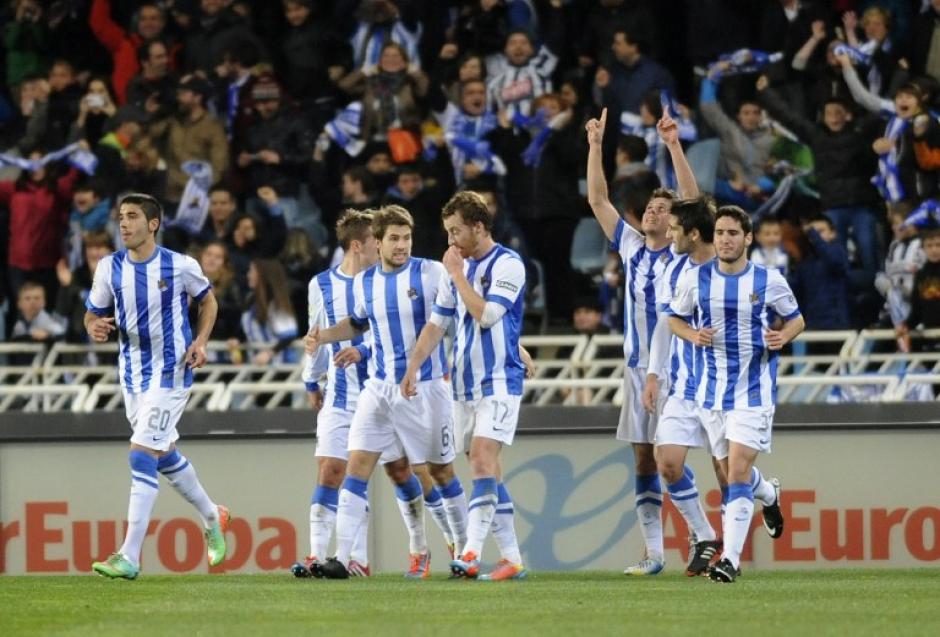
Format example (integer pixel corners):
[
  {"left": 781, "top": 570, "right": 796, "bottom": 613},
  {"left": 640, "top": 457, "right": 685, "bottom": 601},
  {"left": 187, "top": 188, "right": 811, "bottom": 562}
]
[{"left": 0, "top": 330, "right": 936, "bottom": 412}]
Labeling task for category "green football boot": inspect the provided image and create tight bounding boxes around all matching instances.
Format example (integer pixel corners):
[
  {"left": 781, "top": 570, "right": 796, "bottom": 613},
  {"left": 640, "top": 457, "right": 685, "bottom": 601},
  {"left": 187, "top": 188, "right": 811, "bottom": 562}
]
[
  {"left": 92, "top": 553, "right": 140, "bottom": 580},
  {"left": 205, "top": 505, "right": 231, "bottom": 567}
]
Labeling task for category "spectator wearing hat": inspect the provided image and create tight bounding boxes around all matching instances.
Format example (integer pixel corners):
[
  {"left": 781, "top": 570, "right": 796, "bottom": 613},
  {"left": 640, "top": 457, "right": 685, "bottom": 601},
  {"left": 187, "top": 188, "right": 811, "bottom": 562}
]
[
  {"left": 238, "top": 75, "right": 324, "bottom": 245},
  {"left": 148, "top": 74, "right": 229, "bottom": 206}
]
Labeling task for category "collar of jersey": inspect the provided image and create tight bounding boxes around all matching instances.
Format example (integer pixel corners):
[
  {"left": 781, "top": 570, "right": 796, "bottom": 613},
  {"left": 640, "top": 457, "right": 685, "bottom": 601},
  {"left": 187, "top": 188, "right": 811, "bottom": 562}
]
[
  {"left": 332, "top": 265, "right": 355, "bottom": 281},
  {"left": 712, "top": 260, "right": 752, "bottom": 279},
  {"left": 376, "top": 258, "right": 412, "bottom": 277},
  {"left": 468, "top": 243, "right": 499, "bottom": 264},
  {"left": 124, "top": 246, "right": 162, "bottom": 266}
]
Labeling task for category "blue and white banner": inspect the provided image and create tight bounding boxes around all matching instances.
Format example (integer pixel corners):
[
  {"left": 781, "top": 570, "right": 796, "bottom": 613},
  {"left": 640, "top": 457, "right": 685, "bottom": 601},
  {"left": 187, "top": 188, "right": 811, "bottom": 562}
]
[{"left": 0, "top": 142, "right": 98, "bottom": 175}]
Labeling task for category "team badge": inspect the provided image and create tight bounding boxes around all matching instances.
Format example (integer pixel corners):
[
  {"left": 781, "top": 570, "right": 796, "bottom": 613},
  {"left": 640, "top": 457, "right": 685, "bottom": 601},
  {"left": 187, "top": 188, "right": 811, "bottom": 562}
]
[
  {"left": 407, "top": 287, "right": 419, "bottom": 300},
  {"left": 480, "top": 275, "right": 491, "bottom": 288},
  {"left": 749, "top": 293, "right": 760, "bottom": 304},
  {"left": 157, "top": 279, "right": 168, "bottom": 291},
  {"left": 659, "top": 253, "right": 670, "bottom": 263}
]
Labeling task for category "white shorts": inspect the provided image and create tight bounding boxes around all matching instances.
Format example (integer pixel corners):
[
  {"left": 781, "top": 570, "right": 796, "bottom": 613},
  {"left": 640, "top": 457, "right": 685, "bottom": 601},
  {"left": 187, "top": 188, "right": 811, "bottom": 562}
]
[
  {"left": 316, "top": 405, "right": 401, "bottom": 463},
  {"left": 124, "top": 387, "right": 188, "bottom": 452},
  {"left": 348, "top": 378, "right": 456, "bottom": 465},
  {"left": 655, "top": 396, "right": 707, "bottom": 448},
  {"left": 453, "top": 394, "right": 522, "bottom": 454},
  {"left": 616, "top": 367, "right": 660, "bottom": 444},
  {"left": 701, "top": 406, "right": 775, "bottom": 460}
]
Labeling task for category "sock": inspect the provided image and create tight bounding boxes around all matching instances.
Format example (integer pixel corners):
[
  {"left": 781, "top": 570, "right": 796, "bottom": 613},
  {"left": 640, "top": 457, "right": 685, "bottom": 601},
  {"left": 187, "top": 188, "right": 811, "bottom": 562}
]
[
  {"left": 722, "top": 482, "right": 755, "bottom": 569},
  {"left": 394, "top": 474, "right": 428, "bottom": 555},
  {"left": 157, "top": 450, "right": 217, "bottom": 528},
  {"left": 335, "top": 476, "right": 369, "bottom": 566},
  {"left": 720, "top": 485, "right": 729, "bottom": 527},
  {"left": 463, "top": 477, "right": 498, "bottom": 558},
  {"left": 635, "top": 473, "right": 664, "bottom": 562},
  {"left": 119, "top": 451, "right": 160, "bottom": 566},
  {"left": 666, "top": 465, "right": 716, "bottom": 542},
  {"left": 750, "top": 467, "right": 777, "bottom": 506},
  {"left": 308, "top": 485, "right": 338, "bottom": 559},
  {"left": 350, "top": 504, "right": 369, "bottom": 565},
  {"left": 424, "top": 485, "right": 454, "bottom": 547},
  {"left": 441, "top": 477, "right": 469, "bottom": 557},
  {"left": 491, "top": 483, "right": 523, "bottom": 564}
]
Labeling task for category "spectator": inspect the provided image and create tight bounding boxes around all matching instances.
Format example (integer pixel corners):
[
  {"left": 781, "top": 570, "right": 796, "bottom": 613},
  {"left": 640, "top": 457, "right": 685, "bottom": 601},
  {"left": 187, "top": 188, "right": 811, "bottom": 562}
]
[
  {"left": 54, "top": 230, "right": 113, "bottom": 344},
  {"left": 239, "top": 258, "right": 299, "bottom": 365},
  {"left": 610, "top": 133, "right": 659, "bottom": 223},
  {"left": 126, "top": 39, "right": 178, "bottom": 121},
  {"left": 910, "top": 0, "right": 940, "bottom": 80},
  {"left": 11, "top": 281, "right": 64, "bottom": 351},
  {"left": 69, "top": 78, "right": 118, "bottom": 145},
  {"left": 619, "top": 91, "right": 697, "bottom": 190},
  {"left": 121, "top": 136, "right": 168, "bottom": 202},
  {"left": 182, "top": 0, "right": 263, "bottom": 76},
  {"left": 876, "top": 205, "right": 926, "bottom": 335},
  {"left": 897, "top": 228, "right": 940, "bottom": 348},
  {"left": 757, "top": 75, "right": 883, "bottom": 274},
  {"left": 341, "top": 165, "right": 380, "bottom": 210},
  {"left": 192, "top": 185, "right": 239, "bottom": 246},
  {"left": 89, "top": 0, "right": 173, "bottom": 104},
  {"left": 279, "top": 228, "right": 325, "bottom": 334},
  {"left": 1, "top": 149, "right": 79, "bottom": 305},
  {"left": 438, "top": 79, "right": 505, "bottom": 186},
  {"left": 435, "top": 46, "right": 486, "bottom": 106},
  {"left": 92, "top": 106, "right": 147, "bottom": 199},
  {"left": 572, "top": 295, "right": 606, "bottom": 336},
  {"left": 382, "top": 157, "right": 454, "bottom": 259},
  {"left": 750, "top": 217, "right": 791, "bottom": 276},
  {"left": 578, "top": 0, "right": 659, "bottom": 69},
  {"left": 842, "top": 7, "right": 901, "bottom": 99},
  {"left": 147, "top": 74, "right": 229, "bottom": 207},
  {"left": 196, "top": 240, "right": 244, "bottom": 344},
  {"left": 63, "top": 181, "right": 111, "bottom": 271},
  {"left": 789, "top": 216, "right": 852, "bottom": 330},
  {"left": 346, "top": 0, "right": 422, "bottom": 71},
  {"left": 19, "top": 60, "right": 83, "bottom": 152},
  {"left": 594, "top": 27, "right": 675, "bottom": 122},
  {"left": 213, "top": 39, "right": 260, "bottom": 146},
  {"left": 5, "top": 0, "right": 50, "bottom": 95},
  {"left": 452, "top": 0, "right": 511, "bottom": 60},
  {"left": 227, "top": 187, "right": 288, "bottom": 291},
  {"left": 486, "top": 1, "right": 565, "bottom": 119}
]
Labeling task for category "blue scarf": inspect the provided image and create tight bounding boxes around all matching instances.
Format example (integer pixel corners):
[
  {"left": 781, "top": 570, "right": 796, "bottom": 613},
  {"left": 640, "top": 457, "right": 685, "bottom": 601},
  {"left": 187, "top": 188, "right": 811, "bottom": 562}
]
[
  {"left": 903, "top": 198, "right": 940, "bottom": 228},
  {"left": 324, "top": 102, "right": 366, "bottom": 158},
  {"left": 445, "top": 108, "right": 503, "bottom": 181},
  {"left": 872, "top": 116, "right": 907, "bottom": 203},
  {"left": 708, "top": 49, "right": 783, "bottom": 79},
  {"left": 0, "top": 142, "right": 98, "bottom": 175}
]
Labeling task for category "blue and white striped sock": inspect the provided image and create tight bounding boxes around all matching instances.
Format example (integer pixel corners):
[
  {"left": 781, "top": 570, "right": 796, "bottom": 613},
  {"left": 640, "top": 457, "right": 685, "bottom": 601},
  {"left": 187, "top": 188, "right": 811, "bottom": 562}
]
[
  {"left": 309, "top": 484, "right": 338, "bottom": 559},
  {"left": 441, "top": 477, "right": 468, "bottom": 556},
  {"left": 394, "top": 474, "right": 427, "bottom": 555},
  {"left": 750, "top": 467, "right": 776, "bottom": 506},
  {"left": 464, "top": 477, "right": 498, "bottom": 558},
  {"left": 335, "top": 476, "right": 369, "bottom": 566},
  {"left": 425, "top": 485, "right": 454, "bottom": 546},
  {"left": 491, "top": 483, "right": 522, "bottom": 565},
  {"left": 635, "top": 474, "right": 664, "bottom": 562},
  {"left": 119, "top": 450, "right": 160, "bottom": 566},
  {"left": 157, "top": 449, "right": 217, "bottom": 528},
  {"left": 666, "top": 465, "right": 716, "bottom": 542},
  {"left": 722, "top": 482, "right": 755, "bottom": 569}
]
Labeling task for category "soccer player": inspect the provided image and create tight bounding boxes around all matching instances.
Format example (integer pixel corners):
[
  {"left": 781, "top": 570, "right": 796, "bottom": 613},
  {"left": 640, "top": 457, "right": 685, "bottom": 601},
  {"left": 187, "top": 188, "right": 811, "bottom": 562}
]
[
  {"left": 586, "top": 108, "right": 675, "bottom": 575},
  {"left": 306, "top": 205, "right": 466, "bottom": 580},
  {"left": 667, "top": 205, "right": 804, "bottom": 583},
  {"left": 85, "top": 193, "right": 229, "bottom": 579},
  {"left": 402, "top": 190, "right": 529, "bottom": 581}
]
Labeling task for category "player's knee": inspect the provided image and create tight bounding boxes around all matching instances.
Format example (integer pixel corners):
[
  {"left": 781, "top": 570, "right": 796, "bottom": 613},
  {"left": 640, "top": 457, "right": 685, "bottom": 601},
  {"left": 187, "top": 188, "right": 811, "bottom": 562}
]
[
  {"left": 428, "top": 462, "right": 454, "bottom": 484},
  {"left": 657, "top": 458, "right": 683, "bottom": 483},
  {"left": 318, "top": 460, "right": 345, "bottom": 488},
  {"left": 383, "top": 457, "right": 411, "bottom": 483}
]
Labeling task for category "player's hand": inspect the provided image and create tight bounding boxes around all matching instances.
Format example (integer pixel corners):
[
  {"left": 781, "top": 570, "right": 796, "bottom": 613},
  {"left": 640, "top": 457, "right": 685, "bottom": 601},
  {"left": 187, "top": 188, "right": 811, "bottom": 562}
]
[
  {"left": 87, "top": 316, "right": 115, "bottom": 342},
  {"left": 692, "top": 327, "right": 716, "bottom": 347},
  {"left": 307, "top": 389, "right": 324, "bottom": 410},
  {"left": 585, "top": 108, "right": 607, "bottom": 146},
  {"left": 304, "top": 326, "right": 321, "bottom": 355},
  {"left": 764, "top": 329, "right": 787, "bottom": 350},
  {"left": 400, "top": 371, "right": 418, "bottom": 400},
  {"left": 333, "top": 346, "right": 363, "bottom": 368},
  {"left": 443, "top": 246, "right": 464, "bottom": 276},
  {"left": 519, "top": 346, "right": 535, "bottom": 379},
  {"left": 657, "top": 112, "right": 679, "bottom": 145},
  {"left": 642, "top": 373, "right": 660, "bottom": 413},
  {"left": 184, "top": 338, "right": 208, "bottom": 368}
]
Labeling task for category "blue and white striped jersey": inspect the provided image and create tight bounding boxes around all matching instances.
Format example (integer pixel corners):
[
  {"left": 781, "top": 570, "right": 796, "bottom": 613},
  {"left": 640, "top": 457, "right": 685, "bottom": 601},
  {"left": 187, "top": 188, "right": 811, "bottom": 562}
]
[
  {"left": 350, "top": 20, "right": 423, "bottom": 70},
  {"left": 432, "top": 244, "right": 526, "bottom": 401},
  {"left": 302, "top": 266, "right": 370, "bottom": 411},
  {"left": 486, "top": 45, "right": 558, "bottom": 119},
  {"left": 240, "top": 303, "right": 299, "bottom": 364},
  {"left": 655, "top": 254, "right": 707, "bottom": 401},
  {"left": 86, "top": 247, "right": 211, "bottom": 393},
  {"left": 667, "top": 261, "right": 801, "bottom": 409},
  {"left": 351, "top": 257, "right": 447, "bottom": 384},
  {"left": 613, "top": 218, "right": 674, "bottom": 369}
]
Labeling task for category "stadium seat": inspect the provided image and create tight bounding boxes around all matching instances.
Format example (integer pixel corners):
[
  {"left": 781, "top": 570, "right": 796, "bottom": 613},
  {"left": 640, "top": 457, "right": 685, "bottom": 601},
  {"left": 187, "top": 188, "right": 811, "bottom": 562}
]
[
  {"left": 686, "top": 139, "right": 720, "bottom": 194},
  {"left": 569, "top": 218, "right": 609, "bottom": 274}
]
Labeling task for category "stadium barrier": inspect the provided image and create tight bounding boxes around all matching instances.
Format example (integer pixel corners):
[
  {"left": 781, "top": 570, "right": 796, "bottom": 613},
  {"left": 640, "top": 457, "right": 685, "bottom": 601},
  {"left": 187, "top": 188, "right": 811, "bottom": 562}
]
[{"left": 1, "top": 403, "right": 938, "bottom": 575}]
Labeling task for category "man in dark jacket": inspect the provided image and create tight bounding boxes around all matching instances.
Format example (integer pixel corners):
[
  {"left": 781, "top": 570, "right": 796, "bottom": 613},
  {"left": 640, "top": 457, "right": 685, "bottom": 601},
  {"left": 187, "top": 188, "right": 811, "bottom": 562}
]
[
  {"left": 758, "top": 74, "right": 883, "bottom": 274},
  {"left": 789, "top": 216, "right": 852, "bottom": 330}
]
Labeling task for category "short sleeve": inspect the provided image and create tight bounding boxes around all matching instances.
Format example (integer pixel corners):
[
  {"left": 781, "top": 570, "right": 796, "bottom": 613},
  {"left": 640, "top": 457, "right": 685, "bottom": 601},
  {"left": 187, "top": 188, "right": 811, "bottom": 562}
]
[
  {"left": 612, "top": 218, "right": 645, "bottom": 263},
  {"left": 351, "top": 273, "right": 368, "bottom": 323},
  {"left": 432, "top": 268, "right": 456, "bottom": 319},
  {"left": 666, "top": 267, "right": 698, "bottom": 319},
  {"left": 766, "top": 270, "right": 801, "bottom": 320},
  {"left": 484, "top": 254, "right": 525, "bottom": 311},
  {"left": 181, "top": 255, "right": 211, "bottom": 300},
  {"left": 85, "top": 255, "right": 114, "bottom": 315}
]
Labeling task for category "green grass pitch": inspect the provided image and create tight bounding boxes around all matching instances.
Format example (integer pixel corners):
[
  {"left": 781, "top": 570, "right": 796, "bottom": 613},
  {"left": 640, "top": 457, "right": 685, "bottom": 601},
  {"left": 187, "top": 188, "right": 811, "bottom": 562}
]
[{"left": 2, "top": 570, "right": 939, "bottom": 636}]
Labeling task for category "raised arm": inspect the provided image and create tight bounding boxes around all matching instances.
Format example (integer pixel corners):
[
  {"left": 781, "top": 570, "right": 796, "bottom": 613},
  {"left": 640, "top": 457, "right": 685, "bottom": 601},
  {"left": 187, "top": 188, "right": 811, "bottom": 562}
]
[
  {"left": 585, "top": 108, "right": 621, "bottom": 241},
  {"left": 837, "top": 52, "right": 893, "bottom": 114},
  {"left": 657, "top": 112, "right": 699, "bottom": 198}
]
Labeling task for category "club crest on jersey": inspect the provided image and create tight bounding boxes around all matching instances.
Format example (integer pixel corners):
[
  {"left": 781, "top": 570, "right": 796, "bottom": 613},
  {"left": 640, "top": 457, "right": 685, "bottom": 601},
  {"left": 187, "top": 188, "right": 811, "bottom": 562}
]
[
  {"left": 749, "top": 293, "right": 760, "bottom": 304},
  {"left": 157, "top": 279, "right": 168, "bottom": 291},
  {"left": 659, "top": 253, "right": 670, "bottom": 263},
  {"left": 480, "top": 275, "right": 491, "bottom": 288},
  {"left": 407, "top": 287, "right": 419, "bottom": 300}
]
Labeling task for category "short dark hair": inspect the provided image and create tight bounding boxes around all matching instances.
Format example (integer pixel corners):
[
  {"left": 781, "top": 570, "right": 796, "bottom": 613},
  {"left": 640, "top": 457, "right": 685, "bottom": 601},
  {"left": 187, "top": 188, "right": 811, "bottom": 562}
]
[
  {"left": 442, "top": 190, "right": 494, "bottom": 233},
  {"left": 83, "top": 229, "right": 115, "bottom": 251},
  {"left": 119, "top": 193, "right": 163, "bottom": 232},
  {"left": 715, "top": 205, "right": 752, "bottom": 235},
  {"left": 921, "top": 228, "right": 940, "bottom": 242},
  {"left": 613, "top": 27, "right": 647, "bottom": 54},
  {"left": 137, "top": 38, "right": 166, "bottom": 63},
  {"left": 208, "top": 184, "right": 235, "bottom": 199},
  {"left": 336, "top": 209, "right": 375, "bottom": 250},
  {"left": 372, "top": 205, "right": 414, "bottom": 240},
  {"left": 670, "top": 197, "right": 715, "bottom": 243},
  {"left": 617, "top": 134, "right": 649, "bottom": 162},
  {"left": 74, "top": 179, "right": 107, "bottom": 200},
  {"left": 222, "top": 39, "right": 260, "bottom": 68},
  {"left": 344, "top": 166, "right": 373, "bottom": 192}
]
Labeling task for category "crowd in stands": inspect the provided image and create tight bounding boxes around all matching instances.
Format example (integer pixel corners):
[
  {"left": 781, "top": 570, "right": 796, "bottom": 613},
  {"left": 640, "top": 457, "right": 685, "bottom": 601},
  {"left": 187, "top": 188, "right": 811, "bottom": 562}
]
[{"left": 1, "top": 0, "right": 939, "bottom": 361}]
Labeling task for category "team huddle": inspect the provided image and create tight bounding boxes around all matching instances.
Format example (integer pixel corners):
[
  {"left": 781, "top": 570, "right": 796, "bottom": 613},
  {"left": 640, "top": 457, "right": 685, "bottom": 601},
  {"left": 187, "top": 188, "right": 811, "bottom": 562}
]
[{"left": 82, "top": 104, "right": 804, "bottom": 585}]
